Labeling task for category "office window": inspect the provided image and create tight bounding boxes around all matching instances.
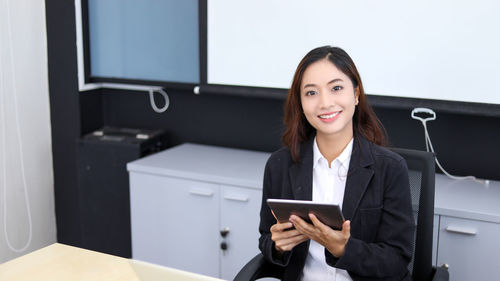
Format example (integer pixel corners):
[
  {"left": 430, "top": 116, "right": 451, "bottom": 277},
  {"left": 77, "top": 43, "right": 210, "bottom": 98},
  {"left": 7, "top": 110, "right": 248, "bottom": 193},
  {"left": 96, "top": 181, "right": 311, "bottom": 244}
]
[{"left": 88, "top": 0, "right": 199, "bottom": 84}]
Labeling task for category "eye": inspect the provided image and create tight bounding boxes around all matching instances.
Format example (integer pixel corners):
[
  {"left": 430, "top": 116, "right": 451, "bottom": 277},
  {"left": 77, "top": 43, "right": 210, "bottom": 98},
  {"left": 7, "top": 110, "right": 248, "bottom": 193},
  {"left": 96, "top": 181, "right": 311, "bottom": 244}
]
[
  {"left": 332, "top": 85, "right": 343, "bottom": 91},
  {"left": 304, "top": 90, "right": 317, "bottom": 96}
]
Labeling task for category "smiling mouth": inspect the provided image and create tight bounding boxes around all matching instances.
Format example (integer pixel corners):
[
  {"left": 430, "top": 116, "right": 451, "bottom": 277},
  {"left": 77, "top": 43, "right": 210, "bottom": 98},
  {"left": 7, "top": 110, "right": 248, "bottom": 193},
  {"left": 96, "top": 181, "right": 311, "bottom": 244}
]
[{"left": 318, "top": 112, "right": 340, "bottom": 119}]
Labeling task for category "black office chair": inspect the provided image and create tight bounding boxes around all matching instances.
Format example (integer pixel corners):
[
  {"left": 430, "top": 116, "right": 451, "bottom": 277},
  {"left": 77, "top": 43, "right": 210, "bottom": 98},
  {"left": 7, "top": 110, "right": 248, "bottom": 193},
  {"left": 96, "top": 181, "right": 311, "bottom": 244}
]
[{"left": 234, "top": 148, "right": 449, "bottom": 281}]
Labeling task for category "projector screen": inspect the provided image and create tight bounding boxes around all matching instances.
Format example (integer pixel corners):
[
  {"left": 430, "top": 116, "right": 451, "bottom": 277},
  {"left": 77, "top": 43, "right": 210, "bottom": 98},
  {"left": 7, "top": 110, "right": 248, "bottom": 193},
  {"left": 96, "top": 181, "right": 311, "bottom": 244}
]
[{"left": 208, "top": 0, "right": 500, "bottom": 105}]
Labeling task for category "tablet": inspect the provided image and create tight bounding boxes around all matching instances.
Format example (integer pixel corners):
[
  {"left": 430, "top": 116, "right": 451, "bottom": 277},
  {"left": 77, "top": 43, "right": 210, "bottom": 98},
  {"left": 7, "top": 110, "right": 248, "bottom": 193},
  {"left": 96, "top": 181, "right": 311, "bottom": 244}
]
[{"left": 267, "top": 199, "right": 345, "bottom": 230}]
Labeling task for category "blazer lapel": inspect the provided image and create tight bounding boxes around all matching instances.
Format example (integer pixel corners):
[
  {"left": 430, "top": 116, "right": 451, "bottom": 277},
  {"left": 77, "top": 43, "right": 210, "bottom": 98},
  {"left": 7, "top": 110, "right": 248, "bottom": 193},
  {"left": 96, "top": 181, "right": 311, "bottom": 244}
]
[
  {"left": 341, "top": 136, "right": 375, "bottom": 220},
  {"left": 287, "top": 135, "right": 375, "bottom": 217},
  {"left": 288, "top": 138, "right": 314, "bottom": 201}
]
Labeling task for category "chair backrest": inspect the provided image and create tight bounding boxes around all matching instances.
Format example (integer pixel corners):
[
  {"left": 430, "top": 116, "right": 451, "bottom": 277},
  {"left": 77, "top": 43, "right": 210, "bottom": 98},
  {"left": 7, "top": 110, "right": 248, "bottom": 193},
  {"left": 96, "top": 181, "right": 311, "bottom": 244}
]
[{"left": 390, "top": 148, "right": 435, "bottom": 281}]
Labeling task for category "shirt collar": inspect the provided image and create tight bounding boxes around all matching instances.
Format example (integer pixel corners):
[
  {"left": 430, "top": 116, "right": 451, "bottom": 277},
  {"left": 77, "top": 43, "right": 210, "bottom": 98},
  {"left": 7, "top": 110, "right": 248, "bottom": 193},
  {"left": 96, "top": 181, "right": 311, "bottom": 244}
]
[{"left": 313, "top": 137, "right": 354, "bottom": 169}]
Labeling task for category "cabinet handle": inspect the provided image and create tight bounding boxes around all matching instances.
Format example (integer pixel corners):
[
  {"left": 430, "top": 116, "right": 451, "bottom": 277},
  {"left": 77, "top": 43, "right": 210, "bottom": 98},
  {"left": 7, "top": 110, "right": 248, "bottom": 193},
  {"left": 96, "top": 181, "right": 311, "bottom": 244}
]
[
  {"left": 223, "top": 194, "right": 248, "bottom": 202},
  {"left": 220, "top": 227, "right": 230, "bottom": 237},
  {"left": 189, "top": 188, "right": 214, "bottom": 197},
  {"left": 445, "top": 225, "right": 477, "bottom": 236}
]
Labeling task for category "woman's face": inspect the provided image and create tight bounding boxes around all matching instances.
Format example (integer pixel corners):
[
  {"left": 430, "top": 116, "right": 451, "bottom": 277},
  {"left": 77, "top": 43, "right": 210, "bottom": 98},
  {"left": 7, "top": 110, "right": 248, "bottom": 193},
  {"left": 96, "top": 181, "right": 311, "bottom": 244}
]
[{"left": 300, "top": 58, "right": 359, "bottom": 141}]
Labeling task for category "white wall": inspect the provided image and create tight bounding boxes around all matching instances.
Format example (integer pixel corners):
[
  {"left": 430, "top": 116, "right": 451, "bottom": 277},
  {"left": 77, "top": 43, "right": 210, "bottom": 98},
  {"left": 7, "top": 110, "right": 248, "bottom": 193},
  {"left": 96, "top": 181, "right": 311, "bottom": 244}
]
[{"left": 0, "top": 0, "right": 56, "bottom": 262}]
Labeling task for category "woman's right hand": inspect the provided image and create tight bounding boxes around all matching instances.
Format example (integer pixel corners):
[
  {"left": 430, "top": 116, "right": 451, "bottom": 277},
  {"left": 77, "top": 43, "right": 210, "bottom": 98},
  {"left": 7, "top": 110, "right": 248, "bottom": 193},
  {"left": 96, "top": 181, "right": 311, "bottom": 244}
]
[{"left": 270, "top": 221, "right": 309, "bottom": 252}]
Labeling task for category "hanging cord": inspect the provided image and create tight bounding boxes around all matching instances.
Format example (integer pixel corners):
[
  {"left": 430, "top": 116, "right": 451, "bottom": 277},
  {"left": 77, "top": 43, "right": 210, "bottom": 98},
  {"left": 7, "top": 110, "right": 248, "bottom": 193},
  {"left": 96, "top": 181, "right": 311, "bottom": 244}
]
[
  {"left": 411, "top": 108, "right": 489, "bottom": 186},
  {"left": 96, "top": 83, "right": 170, "bottom": 113},
  {"left": 1, "top": 0, "right": 33, "bottom": 253},
  {"left": 148, "top": 88, "right": 170, "bottom": 113}
]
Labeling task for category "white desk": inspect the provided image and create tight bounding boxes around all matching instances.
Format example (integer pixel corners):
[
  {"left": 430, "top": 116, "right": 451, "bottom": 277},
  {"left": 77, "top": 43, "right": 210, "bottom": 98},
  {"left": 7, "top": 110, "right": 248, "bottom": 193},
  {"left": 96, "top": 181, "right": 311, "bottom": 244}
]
[
  {"left": 435, "top": 174, "right": 500, "bottom": 223},
  {"left": 127, "top": 143, "right": 270, "bottom": 280},
  {"left": 127, "top": 143, "right": 499, "bottom": 281}
]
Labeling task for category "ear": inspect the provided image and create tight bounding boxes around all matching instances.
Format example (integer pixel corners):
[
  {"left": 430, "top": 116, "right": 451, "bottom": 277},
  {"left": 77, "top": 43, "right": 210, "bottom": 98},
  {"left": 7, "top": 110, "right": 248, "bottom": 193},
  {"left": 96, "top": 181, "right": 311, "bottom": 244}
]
[{"left": 354, "top": 87, "right": 360, "bottom": 105}]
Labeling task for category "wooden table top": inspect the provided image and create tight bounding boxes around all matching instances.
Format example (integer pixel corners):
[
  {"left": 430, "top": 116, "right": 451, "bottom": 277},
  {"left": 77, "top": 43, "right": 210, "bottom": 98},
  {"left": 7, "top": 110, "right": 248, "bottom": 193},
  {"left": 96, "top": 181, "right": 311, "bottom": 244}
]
[{"left": 0, "top": 243, "right": 223, "bottom": 281}]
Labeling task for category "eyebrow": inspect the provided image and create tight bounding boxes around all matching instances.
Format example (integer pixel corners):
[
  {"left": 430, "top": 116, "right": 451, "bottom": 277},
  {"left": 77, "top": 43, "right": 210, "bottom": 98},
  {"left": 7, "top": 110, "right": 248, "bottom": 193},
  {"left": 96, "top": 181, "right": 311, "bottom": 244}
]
[{"left": 303, "top": 78, "right": 344, "bottom": 89}]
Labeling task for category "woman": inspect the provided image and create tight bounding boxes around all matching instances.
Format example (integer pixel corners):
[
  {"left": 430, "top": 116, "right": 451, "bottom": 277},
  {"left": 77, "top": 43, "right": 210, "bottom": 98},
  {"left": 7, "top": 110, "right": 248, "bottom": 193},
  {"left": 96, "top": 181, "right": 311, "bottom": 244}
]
[{"left": 258, "top": 46, "right": 415, "bottom": 281}]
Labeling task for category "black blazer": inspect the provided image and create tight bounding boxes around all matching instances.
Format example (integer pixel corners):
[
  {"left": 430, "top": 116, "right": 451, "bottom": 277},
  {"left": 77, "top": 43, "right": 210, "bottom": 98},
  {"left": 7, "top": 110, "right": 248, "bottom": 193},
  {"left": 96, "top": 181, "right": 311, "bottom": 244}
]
[{"left": 258, "top": 135, "right": 415, "bottom": 281}]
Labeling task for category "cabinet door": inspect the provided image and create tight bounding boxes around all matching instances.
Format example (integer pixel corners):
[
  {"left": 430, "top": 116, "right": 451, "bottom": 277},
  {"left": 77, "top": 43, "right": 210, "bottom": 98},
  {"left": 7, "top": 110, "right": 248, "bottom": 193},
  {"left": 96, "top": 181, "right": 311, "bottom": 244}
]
[
  {"left": 219, "top": 185, "right": 262, "bottom": 280},
  {"left": 130, "top": 173, "right": 220, "bottom": 277},
  {"left": 437, "top": 216, "right": 500, "bottom": 281}
]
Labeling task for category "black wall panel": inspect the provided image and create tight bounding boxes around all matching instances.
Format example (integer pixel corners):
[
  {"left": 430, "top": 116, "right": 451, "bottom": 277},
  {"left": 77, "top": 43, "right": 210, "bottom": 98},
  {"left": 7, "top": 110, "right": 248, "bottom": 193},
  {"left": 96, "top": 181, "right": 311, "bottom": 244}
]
[
  {"left": 46, "top": 0, "right": 84, "bottom": 246},
  {"left": 100, "top": 89, "right": 284, "bottom": 152},
  {"left": 375, "top": 107, "right": 499, "bottom": 181},
  {"left": 97, "top": 88, "right": 500, "bottom": 182}
]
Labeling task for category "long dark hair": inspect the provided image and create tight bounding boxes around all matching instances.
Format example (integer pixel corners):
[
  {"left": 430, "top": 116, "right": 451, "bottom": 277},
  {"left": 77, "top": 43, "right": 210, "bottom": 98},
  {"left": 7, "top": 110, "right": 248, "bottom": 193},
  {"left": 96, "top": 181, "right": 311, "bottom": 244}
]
[{"left": 282, "top": 46, "right": 387, "bottom": 162}]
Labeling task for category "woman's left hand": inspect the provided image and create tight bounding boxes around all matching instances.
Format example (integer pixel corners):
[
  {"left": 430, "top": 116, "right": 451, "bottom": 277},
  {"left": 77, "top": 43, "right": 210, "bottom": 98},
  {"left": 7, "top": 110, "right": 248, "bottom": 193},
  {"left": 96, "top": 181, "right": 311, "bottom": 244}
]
[{"left": 290, "top": 213, "right": 351, "bottom": 257}]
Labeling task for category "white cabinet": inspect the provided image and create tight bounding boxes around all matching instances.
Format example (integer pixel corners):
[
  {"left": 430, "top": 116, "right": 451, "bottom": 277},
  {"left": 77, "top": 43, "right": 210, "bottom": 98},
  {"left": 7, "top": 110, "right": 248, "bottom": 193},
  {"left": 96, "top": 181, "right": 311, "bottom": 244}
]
[
  {"left": 130, "top": 174, "right": 221, "bottom": 277},
  {"left": 220, "top": 185, "right": 262, "bottom": 280},
  {"left": 127, "top": 144, "right": 500, "bottom": 281},
  {"left": 437, "top": 216, "right": 500, "bottom": 281},
  {"left": 434, "top": 175, "right": 500, "bottom": 281},
  {"left": 127, "top": 143, "right": 270, "bottom": 280}
]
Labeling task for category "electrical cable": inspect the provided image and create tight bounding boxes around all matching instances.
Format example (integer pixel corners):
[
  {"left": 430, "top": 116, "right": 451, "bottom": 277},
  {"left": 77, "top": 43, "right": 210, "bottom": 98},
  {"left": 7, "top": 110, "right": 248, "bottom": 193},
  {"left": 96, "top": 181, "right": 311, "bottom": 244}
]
[
  {"left": 148, "top": 88, "right": 170, "bottom": 113},
  {"left": 411, "top": 108, "right": 489, "bottom": 186},
  {"left": 1, "top": 0, "right": 33, "bottom": 253}
]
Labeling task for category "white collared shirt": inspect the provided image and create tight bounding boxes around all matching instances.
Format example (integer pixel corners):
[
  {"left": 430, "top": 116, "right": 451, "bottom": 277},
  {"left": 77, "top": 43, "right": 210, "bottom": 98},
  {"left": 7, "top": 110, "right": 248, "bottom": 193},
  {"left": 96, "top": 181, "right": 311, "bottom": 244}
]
[{"left": 300, "top": 137, "right": 354, "bottom": 281}]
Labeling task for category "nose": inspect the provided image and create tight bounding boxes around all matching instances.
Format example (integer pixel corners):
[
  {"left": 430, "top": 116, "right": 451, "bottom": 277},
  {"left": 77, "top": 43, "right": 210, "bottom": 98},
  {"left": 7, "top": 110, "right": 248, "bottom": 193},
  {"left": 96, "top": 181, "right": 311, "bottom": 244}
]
[{"left": 319, "top": 88, "right": 334, "bottom": 109}]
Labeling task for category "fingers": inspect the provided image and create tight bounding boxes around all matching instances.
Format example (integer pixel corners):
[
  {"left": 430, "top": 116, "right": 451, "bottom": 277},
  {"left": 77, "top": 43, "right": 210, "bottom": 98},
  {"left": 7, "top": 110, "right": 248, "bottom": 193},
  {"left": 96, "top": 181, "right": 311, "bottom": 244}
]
[
  {"left": 326, "top": 220, "right": 351, "bottom": 257},
  {"left": 269, "top": 215, "right": 352, "bottom": 253},
  {"left": 270, "top": 221, "right": 309, "bottom": 252},
  {"left": 342, "top": 220, "right": 351, "bottom": 237},
  {"left": 290, "top": 215, "right": 322, "bottom": 241},
  {"left": 289, "top": 214, "right": 326, "bottom": 234},
  {"left": 270, "top": 221, "right": 293, "bottom": 232},
  {"left": 289, "top": 215, "right": 309, "bottom": 232},
  {"left": 270, "top": 221, "right": 298, "bottom": 242},
  {"left": 271, "top": 224, "right": 301, "bottom": 241},
  {"left": 274, "top": 233, "right": 308, "bottom": 252},
  {"left": 308, "top": 213, "right": 329, "bottom": 231}
]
